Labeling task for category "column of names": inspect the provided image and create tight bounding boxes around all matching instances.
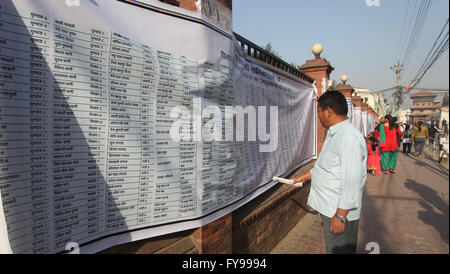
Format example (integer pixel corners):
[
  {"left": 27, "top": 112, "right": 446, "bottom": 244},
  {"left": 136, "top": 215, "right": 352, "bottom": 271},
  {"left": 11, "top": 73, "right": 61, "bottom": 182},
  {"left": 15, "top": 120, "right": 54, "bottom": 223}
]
[
  {"left": 0, "top": 6, "right": 51, "bottom": 253},
  {"left": 51, "top": 19, "right": 108, "bottom": 249},
  {"left": 106, "top": 32, "right": 143, "bottom": 231}
]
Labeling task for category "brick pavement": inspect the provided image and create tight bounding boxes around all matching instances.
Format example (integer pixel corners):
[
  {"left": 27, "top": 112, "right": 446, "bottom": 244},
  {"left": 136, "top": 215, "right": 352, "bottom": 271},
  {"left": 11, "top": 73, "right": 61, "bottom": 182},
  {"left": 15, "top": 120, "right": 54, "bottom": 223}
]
[
  {"left": 269, "top": 210, "right": 325, "bottom": 254},
  {"left": 270, "top": 152, "right": 449, "bottom": 254}
]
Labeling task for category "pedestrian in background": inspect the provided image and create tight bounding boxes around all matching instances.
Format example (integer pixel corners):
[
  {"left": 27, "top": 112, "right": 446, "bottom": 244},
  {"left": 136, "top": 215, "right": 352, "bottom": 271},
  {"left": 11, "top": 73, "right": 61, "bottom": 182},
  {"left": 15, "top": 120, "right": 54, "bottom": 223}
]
[
  {"left": 441, "top": 119, "right": 448, "bottom": 138},
  {"left": 428, "top": 121, "right": 438, "bottom": 147},
  {"left": 402, "top": 124, "right": 413, "bottom": 154},
  {"left": 291, "top": 90, "right": 367, "bottom": 254},
  {"left": 374, "top": 115, "right": 402, "bottom": 174},
  {"left": 367, "top": 136, "right": 382, "bottom": 176},
  {"left": 399, "top": 122, "right": 406, "bottom": 133},
  {"left": 370, "top": 120, "right": 382, "bottom": 140},
  {"left": 412, "top": 120, "right": 429, "bottom": 157}
]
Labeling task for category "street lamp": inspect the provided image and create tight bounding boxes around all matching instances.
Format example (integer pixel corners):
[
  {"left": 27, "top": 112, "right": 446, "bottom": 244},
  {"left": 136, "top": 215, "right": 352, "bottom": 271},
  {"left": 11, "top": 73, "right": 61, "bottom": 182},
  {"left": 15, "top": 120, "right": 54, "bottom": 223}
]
[
  {"left": 312, "top": 44, "right": 323, "bottom": 59},
  {"left": 341, "top": 75, "right": 348, "bottom": 85}
]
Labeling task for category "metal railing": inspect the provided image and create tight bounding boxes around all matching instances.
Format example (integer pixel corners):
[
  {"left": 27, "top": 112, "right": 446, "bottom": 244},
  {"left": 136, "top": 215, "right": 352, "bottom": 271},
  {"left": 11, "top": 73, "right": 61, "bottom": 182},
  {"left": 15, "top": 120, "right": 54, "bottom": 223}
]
[{"left": 233, "top": 32, "right": 314, "bottom": 84}]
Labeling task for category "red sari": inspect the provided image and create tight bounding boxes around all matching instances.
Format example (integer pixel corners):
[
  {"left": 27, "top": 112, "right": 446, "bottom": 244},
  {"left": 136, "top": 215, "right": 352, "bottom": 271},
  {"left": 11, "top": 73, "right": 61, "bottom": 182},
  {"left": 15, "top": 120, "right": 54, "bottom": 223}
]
[{"left": 374, "top": 124, "right": 403, "bottom": 152}]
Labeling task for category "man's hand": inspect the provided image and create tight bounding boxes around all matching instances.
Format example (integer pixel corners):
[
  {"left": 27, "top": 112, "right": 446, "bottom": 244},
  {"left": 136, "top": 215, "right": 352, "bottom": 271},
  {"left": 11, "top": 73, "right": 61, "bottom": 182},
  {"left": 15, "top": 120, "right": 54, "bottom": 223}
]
[
  {"left": 330, "top": 216, "right": 346, "bottom": 234},
  {"left": 330, "top": 208, "right": 349, "bottom": 234},
  {"left": 291, "top": 172, "right": 312, "bottom": 188}
]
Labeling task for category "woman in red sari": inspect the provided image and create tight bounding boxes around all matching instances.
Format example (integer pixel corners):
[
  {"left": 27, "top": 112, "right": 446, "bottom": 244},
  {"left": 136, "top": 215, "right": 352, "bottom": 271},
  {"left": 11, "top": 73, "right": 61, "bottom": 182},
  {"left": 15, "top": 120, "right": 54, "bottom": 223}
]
[{"left": 374, "top": 115, "right": 403, "bottom": 174}]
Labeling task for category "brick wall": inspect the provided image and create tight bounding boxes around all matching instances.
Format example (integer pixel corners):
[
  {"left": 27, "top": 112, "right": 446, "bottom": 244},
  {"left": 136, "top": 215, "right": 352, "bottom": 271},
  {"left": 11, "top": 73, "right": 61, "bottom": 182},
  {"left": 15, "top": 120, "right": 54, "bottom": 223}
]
[
  {"left": 192, "top": 214, "right": 233, "bottom": 254},
  {"left": 232, "top": 161, "right": 315, "bottom": 253},
  {"left": 178, "top": 0, "right": 195, "bottom": 11},
  {"left": 233, "top": 184, "right": 312, "bottom": 253},
  {"left": 100, "top": 160, "right": 315, "bottom": 254}
]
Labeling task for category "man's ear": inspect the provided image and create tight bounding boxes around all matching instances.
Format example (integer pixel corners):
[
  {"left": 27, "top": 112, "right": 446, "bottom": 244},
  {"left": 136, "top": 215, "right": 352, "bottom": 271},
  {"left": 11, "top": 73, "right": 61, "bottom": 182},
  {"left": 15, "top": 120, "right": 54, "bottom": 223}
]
[{"left": 324, "top": 107, "right": 333, "bottom": 118}]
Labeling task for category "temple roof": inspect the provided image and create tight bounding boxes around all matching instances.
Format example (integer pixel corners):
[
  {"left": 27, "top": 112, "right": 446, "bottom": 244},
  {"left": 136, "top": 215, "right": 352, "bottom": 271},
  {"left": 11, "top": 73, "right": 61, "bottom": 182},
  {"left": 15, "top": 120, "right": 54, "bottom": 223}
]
[{"left": 410, "top": 90, "right": 437, "bottom": 98}]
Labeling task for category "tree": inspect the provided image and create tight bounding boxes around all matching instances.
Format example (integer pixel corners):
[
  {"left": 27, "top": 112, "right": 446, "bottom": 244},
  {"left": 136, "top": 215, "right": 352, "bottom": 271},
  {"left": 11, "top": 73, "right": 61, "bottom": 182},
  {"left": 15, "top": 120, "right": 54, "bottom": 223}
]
[
  {"left": 254, "top": 43, "right": 298, "bottom": 69},
  {"left": 328, "top": 80, "right": 340, "bottom": 91},
  {"left": 264, "top": 43, "right": 282, "bottom": 59}
]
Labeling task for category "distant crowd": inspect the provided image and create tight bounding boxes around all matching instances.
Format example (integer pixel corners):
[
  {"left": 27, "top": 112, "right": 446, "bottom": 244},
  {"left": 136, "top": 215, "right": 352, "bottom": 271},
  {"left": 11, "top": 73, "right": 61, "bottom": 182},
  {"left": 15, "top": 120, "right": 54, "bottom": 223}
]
[{"left": 365, "top": 115, "right": 448, "bottom": 176}]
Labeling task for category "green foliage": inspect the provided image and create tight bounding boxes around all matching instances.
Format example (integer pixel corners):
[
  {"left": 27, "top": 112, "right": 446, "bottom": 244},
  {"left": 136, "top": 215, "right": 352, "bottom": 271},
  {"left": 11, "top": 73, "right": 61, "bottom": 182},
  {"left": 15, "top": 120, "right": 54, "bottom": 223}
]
[
  {"left": 264, "top": 43, "right": 282, "bottom": 59},
  {"left": 328, "top": 80, "right": 340, "bottom": 91}
]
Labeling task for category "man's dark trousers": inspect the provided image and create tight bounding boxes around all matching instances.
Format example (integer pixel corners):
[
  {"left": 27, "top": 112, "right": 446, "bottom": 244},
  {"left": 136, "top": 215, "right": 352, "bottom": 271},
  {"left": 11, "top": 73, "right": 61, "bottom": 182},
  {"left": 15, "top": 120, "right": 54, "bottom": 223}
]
[{"left": 320, "top": 214, "right": 359, "bottom": 254}]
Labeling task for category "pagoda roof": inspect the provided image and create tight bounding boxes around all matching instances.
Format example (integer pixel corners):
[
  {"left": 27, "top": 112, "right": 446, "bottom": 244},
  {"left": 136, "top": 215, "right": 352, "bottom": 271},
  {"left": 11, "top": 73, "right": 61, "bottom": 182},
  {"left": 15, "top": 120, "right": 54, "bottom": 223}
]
[{"left": 410, "top": 90, "right": 437, "bottom": 98}]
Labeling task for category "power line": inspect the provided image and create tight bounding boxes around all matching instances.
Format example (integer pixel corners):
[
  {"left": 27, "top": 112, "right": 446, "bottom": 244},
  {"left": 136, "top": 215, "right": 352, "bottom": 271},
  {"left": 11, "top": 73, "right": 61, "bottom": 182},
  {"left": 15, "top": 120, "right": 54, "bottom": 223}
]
[
  {"left": 401, "top": 0, "right": 433, "bottom": 69},
  {"left": 372, "top": 86, "right": 448, "bottom": 94},
  {"left": 397, "top": 0, "right": 419, "bottom": 63},
  {"left": 413, "top": 19, "right": 449, "bottom": 81},
  {"left": 400, "top": 0, "right": 425, "bottom": 66},
  {"left": 372, "top": 86, "right": 397, "bottom": 94},
  {"left": 413, "top": 34, "right": 448, "bottom": 87},
  {"left": 406, "top": 18, "right": 449, "bottom": 89},
  {"left": 395, "top": 0, "right": 411, "bottom": 62},
  {"left": 390, "top": 0, "right": 434, "bottom": 113}
]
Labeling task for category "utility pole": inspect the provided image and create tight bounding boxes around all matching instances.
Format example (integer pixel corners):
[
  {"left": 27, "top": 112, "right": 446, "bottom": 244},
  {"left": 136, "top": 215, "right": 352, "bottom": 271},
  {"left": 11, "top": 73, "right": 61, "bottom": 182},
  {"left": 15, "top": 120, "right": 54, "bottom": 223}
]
[{"left": 390, "top": 61, "right": 404, "bottom": 116}]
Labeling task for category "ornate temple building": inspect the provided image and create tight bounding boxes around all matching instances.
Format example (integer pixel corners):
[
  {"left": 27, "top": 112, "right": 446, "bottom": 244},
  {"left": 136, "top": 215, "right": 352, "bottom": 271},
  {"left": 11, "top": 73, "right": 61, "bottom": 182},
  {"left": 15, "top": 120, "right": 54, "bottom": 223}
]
[{"left": 409, "top": 90, "right": 441, "bottom": 124}]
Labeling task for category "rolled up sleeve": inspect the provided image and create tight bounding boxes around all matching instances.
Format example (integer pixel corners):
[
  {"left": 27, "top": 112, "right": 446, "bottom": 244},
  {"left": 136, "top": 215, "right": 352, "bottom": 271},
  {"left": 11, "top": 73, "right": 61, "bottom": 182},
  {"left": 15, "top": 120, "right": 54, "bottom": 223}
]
[{"left": 337, "top": 137, "right": 366, "bottom": 210}]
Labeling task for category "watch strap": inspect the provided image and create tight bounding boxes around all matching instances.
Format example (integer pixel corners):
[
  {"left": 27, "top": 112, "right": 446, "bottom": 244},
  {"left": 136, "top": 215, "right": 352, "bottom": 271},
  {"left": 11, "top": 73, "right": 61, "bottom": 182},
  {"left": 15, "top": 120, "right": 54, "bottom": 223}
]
[{"left": 335, "top": 213, "right": 348, "bottom": 224}]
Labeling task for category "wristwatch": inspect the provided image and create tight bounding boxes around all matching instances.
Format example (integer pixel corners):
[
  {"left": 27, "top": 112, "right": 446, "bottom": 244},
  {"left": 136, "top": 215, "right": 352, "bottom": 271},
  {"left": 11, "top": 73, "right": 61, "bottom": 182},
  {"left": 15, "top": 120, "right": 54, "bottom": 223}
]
[{"left": 335, "top": 214, "right": 348, "bottom": 224}]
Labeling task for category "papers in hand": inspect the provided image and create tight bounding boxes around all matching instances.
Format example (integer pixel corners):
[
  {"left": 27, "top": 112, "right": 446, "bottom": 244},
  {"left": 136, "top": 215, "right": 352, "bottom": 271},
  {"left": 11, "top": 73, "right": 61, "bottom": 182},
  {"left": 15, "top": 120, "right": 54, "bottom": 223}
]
[{"left": 272, "top": 176, "right": 303, "bottom": 187}]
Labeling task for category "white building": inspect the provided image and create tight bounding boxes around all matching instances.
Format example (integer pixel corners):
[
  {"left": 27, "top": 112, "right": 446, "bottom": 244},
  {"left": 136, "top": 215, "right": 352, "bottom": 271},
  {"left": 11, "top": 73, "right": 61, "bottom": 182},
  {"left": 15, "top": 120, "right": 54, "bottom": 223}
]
[
  {"left": 354, "top": 88, "right": 386, "bottom": 118},
  {"left": 397, "top": 109, "right": 412, "bottom": 124}
]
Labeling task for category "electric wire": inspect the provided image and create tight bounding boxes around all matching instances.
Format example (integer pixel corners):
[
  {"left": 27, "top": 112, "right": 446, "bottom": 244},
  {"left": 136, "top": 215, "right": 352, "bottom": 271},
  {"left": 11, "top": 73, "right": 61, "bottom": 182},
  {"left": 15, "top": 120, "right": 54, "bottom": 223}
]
[
  {"left": 402, "top": 0, "right": 433, "bottom": 69},
  {"left": 408, "top": 18, "right": 449, "bottom": 89},
  {"left": 413, "top": 18, "right": 449, "bottom": 81},
  {"left": 395, "top": 0, "right": 412, "bottom": 62}
]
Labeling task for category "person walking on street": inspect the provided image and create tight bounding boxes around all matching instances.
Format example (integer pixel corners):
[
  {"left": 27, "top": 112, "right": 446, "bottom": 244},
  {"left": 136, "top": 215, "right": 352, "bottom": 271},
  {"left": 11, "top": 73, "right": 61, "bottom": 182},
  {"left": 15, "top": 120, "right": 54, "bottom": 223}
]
[
  {"left": 412, "top": 120, "right": 429, "bottom": 157},
  {"left": 428, "top": 121, "right": 438, "bottom": 147},
  {"left": 402, "top": 124, "right": 413, "bottom": 154},
  {"left": 399, "top": 122, "right": 406, "bottom": 132},
  {"left": 367, "top": 136, "right": 382, "bottom": 176},
  {"left": 374, "top": 115, "right": 402, "bottom": 174},
  {"left": 291, "top": 90, "right": 367, "bottom": 254}
]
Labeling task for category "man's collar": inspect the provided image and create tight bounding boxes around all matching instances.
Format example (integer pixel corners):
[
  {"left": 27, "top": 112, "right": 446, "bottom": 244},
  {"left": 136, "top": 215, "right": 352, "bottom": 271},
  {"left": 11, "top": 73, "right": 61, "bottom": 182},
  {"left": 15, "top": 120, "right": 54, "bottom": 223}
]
[{"left": 328, "top": 119, "right": 350, "bottom": 136}]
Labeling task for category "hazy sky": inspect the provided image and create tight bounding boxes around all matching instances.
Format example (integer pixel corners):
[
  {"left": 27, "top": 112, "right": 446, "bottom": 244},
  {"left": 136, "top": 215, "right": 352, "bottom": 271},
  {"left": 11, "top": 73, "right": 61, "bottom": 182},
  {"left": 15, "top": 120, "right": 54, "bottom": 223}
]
[{"left": 232, "top": 0, "right": 449, "bottom": 108}]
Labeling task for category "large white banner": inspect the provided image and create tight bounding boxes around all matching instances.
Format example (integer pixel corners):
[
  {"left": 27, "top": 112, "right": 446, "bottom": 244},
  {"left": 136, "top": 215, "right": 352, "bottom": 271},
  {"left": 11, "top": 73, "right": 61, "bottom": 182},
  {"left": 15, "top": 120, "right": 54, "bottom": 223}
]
[
  {"left": 0, "top": 0, "right": 316, "bottom": 253},
  {"left": 367, "top": 115, "right": 374, "bottom": 135},
  {"left": 362, "top": 111, "right": 368, "bottom": 137},
  {"left": 346, "top": 98, "right": 353, "bottom": 121},
  {"left": 352, "top": 107, "right": 363, "bottom": 135}
]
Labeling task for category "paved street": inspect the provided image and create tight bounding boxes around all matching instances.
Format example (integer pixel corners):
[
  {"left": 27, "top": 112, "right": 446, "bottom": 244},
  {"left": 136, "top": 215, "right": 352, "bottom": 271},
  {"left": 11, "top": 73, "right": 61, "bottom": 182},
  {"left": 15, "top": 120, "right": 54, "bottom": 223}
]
[{"left": 270, "top": 151, "right": 449, "bottom": 254}]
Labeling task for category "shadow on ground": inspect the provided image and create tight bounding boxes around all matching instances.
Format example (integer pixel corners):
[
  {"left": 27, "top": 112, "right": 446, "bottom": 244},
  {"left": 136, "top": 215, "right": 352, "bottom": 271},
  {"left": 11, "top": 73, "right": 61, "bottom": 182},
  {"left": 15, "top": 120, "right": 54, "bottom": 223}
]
[{"left": 405, "top": 179, "right": 449, "bottom": 245}]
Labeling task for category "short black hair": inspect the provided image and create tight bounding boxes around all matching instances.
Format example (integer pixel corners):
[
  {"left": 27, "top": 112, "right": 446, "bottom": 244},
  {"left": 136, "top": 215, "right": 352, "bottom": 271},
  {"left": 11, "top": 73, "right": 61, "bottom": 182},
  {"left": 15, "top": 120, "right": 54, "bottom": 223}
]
[{"left": 318, "top": 90, "right": 348, "bottom": 116}]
